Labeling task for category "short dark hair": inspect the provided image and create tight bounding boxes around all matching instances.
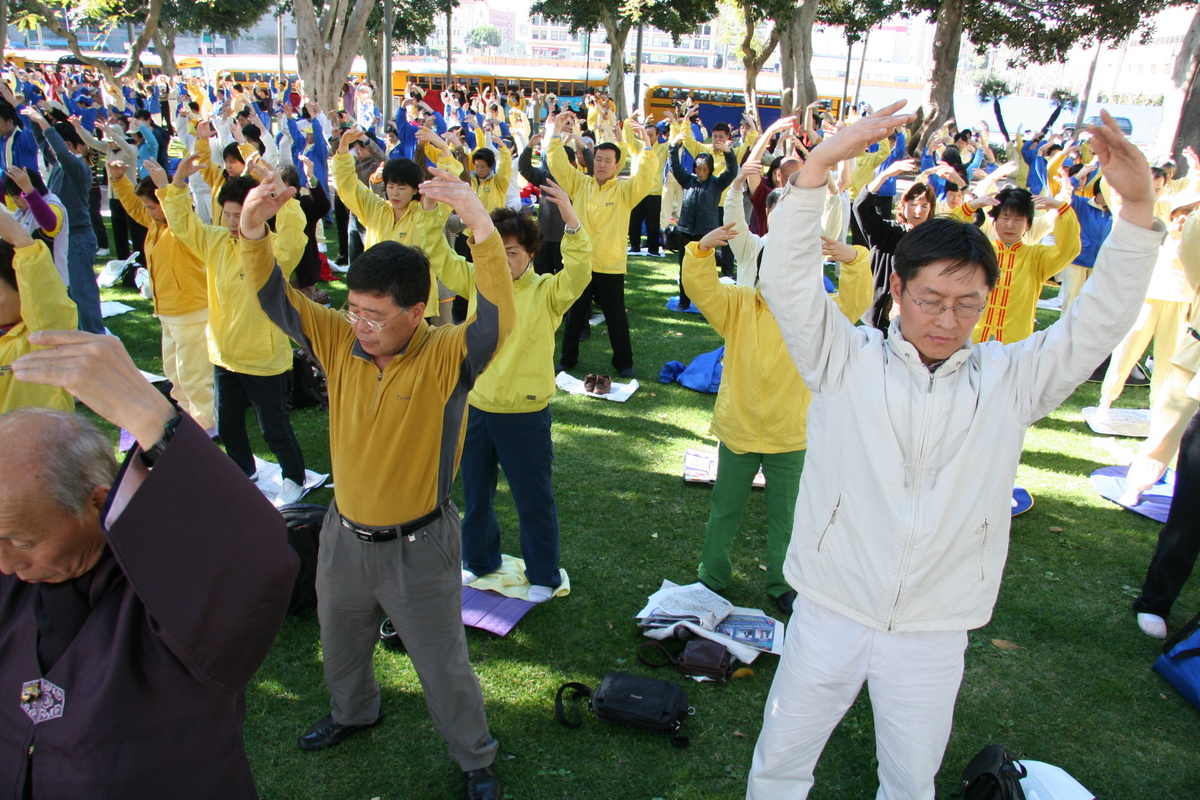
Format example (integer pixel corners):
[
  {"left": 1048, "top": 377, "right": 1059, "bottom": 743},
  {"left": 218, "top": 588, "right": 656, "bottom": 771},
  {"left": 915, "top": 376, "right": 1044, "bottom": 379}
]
[
  {"left": 0, "top": 104, "right": 18, "bottom": 125},
  {"left": 222, "top": 142, "right": 246, "bottom": 165},
  {"left": 52, "top": 121, "right": 84, "bottom": 150},
  {"left": 381, "top": 158, "right": 425, "bottom": 192},
  {"left": 134, "top": 109, "right": 152, "bottom": 121},
  {"left": 217, "top": 175, "right": 258, "bottom": 207},
  {"left": 0, "top": 240, "right": 15, "bottom": 290},
  {"left": 279, "top": 165, "right": 301, "bottom": 190},
  {"left": 989, "top": 187, "right": 1034, "bottom": 227},
  {"left": 595, "top": 142, "right": 622, "bottom": 160},
  {"left": 472, "top": 148, "right": 495, "bottom": 169},
  {"left": 712, "top": 122, "right": 732, "bottom": 137},
  {"left": 1151, "top": 166, "right": 1168, "bottom": 183},
  {"left": 491, "top": 207, "right": 542, "bottom": 254},
  {"left": 346, "top": 241, "right": 431, "bottom": 309},
  {"left": 241, "top": 122, "right": 262, "bottom": 143},
  {"left": 3, "top": 168, "right": 46, "bottom": 197},
  {"left": 188, "top": 101, "right": 200, "bottom": 113},
  {"left": 1046, "top": 143, "right": 1063, "bottom": 157},
  {"left": 134, "top": 175, "right": 160, "bottom": 202},
  {"left": 894, "top": 217, "right": 1000, "bottom": 291}
]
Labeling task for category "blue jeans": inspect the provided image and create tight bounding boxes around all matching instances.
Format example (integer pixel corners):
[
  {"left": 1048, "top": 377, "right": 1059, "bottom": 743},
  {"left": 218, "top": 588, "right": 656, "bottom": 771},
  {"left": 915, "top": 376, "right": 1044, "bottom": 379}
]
[
  {"left": 460, "top": 406, "right": 561, "bottom": 587},
  {"left": 68, "top": 229, "right": 103, "bottom": 334}
]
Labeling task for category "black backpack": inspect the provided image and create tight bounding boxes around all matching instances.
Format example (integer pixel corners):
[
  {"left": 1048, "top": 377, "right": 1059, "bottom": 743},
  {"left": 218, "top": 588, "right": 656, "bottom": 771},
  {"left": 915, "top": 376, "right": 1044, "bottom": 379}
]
[
  {"left": 290, "top": 348, "right": 328, "bottom": 411},
  {"left": 555, "top": 671, "right": 692, "bottom": 749},
  {"left": 956, "top": 744, "right": 1028, "bottom": 800},
  {"left": 279, "top": 503, "right": 326, "bottom": 614}
]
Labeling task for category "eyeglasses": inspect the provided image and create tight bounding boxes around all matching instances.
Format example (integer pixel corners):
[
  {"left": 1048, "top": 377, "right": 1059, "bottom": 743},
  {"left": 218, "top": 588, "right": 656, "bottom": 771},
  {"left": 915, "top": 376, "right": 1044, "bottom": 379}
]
[
  {"left": 904, "top": 288, "right": 985, "bottom": 320},
  {"left": 340, "top": 303, "right": 405, "bottom": 333}
]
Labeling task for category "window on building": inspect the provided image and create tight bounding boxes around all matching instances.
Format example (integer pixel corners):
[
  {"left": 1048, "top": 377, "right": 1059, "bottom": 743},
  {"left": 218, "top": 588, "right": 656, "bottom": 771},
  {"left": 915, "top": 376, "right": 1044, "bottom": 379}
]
[{"left": 697, "top": 40, "right": 710, "bottom": 50}]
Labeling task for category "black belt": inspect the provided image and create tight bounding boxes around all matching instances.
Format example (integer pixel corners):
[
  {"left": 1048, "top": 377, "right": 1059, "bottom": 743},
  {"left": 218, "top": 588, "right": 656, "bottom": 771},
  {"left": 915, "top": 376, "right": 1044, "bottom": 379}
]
[
  {"left": 1190, "top": 326, "right": 1199, "bottom": 343},
  {"left": 339, "top": 502, "right": 446, "bottom": 543}
]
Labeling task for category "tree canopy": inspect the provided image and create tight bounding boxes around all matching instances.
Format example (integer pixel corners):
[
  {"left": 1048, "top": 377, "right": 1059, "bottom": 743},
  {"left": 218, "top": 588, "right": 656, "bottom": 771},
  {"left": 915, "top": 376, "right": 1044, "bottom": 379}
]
[{"left": 466, "top": 25, "right": 501, "bottom": 50}]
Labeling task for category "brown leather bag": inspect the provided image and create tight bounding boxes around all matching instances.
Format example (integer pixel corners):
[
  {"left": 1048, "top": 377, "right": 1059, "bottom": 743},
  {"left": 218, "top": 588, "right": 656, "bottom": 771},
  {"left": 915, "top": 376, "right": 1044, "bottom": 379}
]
[{"left": 638, "top": 638, "right": 733, "bottom": 682}]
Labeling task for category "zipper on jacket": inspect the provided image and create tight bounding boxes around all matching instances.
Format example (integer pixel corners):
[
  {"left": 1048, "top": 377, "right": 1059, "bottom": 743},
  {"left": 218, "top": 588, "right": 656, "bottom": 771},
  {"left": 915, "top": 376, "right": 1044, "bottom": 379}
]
[
  {"left": 977, "top": 518, "right": 990, "bottom": 581},
  {"left": 888, "top": 371, "right": 937, "bottom": 630},
  {"left": 816, "top": 493, "right": 843, "bottom": 553},
  {"left": 367, "top": 370, "right": 383, "bottom": 413}
]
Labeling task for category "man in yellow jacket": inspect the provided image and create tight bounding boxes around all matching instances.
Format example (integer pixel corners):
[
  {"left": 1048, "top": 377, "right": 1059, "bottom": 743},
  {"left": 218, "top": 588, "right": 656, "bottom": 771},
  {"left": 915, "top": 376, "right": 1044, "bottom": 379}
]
[
  {"left": 956, "top": 187, "right": 1082, "bottom": 343},
  {"left": 683, "top": 224, "right": 872, "bottom": 614},
  {"left": 548, "top": 114, "right": 660, "bottom": 377},
  {"left": 422, "top": 181, "right": 591, "bottom": 602},
  {"left": 245, "top": 164, "right": 513, "bottom": 799},
  {"left": 109, "top": 159, "right": 214, "bottom": 432},
  {"left": 0, "top": 206, "right": 76, "bottom": 413},
  {"left": 162, "top": 152, "right": 309, "bottom": 506}
]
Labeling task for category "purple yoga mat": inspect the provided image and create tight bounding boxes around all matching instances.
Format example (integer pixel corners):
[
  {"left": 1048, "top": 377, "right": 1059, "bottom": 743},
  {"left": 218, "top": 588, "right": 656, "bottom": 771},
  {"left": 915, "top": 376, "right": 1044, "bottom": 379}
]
[
  {"left": 461, "top": 587, "right": 535, "bottom": 636},
  {"left": 1090, "top": 465, "right": 1176, "bottom": 524}
]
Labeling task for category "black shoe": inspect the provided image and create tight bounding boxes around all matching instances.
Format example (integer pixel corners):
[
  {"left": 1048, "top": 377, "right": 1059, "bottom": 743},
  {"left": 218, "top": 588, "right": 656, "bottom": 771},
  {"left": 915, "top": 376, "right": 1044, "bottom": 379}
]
[
  {"left": 618, "top": 368, "right": 636, "bottom": 379},
  {"left": 297, "top": 713, "right": 384, "bottom": 751},
  {"left": 579, "top": 328, "right": 591, "bottom": 341},
  {"left": 773, "top": 590, "right": 797, "bottom": 616},
  {"left": 1127, "top": 362, "right": 1151, "bottom": 386},
  {"left": 1087, "top": 355, "right": 1111, "bottom": 383},
  {"left": 465, "top": 764, "right": 502, "bottom": 800},
  {"left": 379, "top": 617, "right": 406, "bottom": 652}
]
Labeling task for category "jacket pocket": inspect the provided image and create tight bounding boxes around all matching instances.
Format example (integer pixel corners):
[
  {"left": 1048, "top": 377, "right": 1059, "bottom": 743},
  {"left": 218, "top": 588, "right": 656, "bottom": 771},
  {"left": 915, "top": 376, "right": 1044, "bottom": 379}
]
[
  {"left": 816, "top": 493, "right": 844, "bottom": 553},
  {"left": 976, "top": 518, "right": 990, "bottom": 581}
]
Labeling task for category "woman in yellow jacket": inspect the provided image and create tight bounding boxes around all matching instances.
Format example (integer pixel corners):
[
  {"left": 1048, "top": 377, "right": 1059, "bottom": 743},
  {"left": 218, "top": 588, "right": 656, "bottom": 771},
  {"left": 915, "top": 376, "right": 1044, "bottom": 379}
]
[
  {"left": 420, "top": 182, "right": 592, "bottom": 602},
  {"left": 683, "top": 221, "right": 872, "bottom": 614},
  {"left": 0, "top": 207, "right": 76, "bottom": 414},
  {"left": 109, "top": 159, "right": 215, "bottom": 432}
]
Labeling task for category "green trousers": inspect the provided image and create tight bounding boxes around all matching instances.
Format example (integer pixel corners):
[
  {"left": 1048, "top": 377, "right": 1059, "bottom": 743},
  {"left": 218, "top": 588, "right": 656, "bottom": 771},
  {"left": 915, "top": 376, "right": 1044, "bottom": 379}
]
[{"left": 698, "top": 443, "right": 806, "bottom": 598}]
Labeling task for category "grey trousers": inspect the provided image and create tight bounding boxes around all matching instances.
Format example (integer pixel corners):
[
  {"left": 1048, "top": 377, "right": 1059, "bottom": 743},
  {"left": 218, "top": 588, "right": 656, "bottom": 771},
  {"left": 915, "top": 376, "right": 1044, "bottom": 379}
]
[{"left": 316, "top": 498, "right": 498, "bottom": 771}]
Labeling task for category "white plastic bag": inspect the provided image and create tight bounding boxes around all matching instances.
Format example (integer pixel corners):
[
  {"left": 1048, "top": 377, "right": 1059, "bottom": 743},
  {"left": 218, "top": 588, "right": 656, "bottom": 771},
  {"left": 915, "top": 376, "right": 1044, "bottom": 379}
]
[
  {"left": 1016, "top": 760, "right": 1095, "bottom": 800},
  {"left": 96, "top": 252, "right": 140, "bottom": 288}
]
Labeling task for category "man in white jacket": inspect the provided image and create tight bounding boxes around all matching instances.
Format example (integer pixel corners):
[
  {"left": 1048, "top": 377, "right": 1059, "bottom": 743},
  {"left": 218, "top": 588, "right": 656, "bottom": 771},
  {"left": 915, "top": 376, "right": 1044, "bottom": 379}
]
[{"left": 747, "top": 105, "right": 1162, "bottom": 800}]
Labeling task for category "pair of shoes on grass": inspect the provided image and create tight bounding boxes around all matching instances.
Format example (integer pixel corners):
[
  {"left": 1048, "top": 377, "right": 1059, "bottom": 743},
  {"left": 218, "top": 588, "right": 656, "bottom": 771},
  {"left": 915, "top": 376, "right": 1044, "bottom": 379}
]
[{"left": 584, "top": 374, "right": 612, "bottom": 395}]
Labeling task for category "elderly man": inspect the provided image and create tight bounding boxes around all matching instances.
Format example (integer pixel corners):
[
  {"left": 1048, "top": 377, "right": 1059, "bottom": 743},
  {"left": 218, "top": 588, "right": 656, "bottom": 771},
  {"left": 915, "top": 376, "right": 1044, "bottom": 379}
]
[
  {"left": 0, "top": 331, "right": 297, "bottom": 798},
  {"left": 747, "top": 107, "right": 1161, "bottom": 799},
  {"left": 243, "top": 162, "right": 514, "bottom": 800}
]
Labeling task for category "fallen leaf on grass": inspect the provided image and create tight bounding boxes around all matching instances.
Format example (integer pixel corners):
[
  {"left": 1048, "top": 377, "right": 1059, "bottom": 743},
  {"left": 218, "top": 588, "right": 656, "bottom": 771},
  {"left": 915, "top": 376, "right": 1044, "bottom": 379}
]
[
  {"left": 1049, "top": 526, "right": 1064, "bottom": 532},
  {"left": 606, "top": 621, "right": 613, "bottom": 629},
  {"left": 651, "top": 533, "right": 659, "bottom": 538},
  {"left": 650, "top": 392, "right": 657, "bottom": 396},
  {"left": 991, "top": 639, "right": 1019, "bottom": 650},
  {"left": 732, "top": 668, "right": 755, "bottom": 679},
  {"left": 758, "top": 565, "right": 767, "bottom": 571}
]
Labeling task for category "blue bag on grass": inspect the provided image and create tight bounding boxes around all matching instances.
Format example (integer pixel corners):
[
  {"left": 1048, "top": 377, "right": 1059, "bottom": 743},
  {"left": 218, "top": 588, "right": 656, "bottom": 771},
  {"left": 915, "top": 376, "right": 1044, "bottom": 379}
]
[{"left": 1152, "top": 610, "right": 1200, "bottom": 709}]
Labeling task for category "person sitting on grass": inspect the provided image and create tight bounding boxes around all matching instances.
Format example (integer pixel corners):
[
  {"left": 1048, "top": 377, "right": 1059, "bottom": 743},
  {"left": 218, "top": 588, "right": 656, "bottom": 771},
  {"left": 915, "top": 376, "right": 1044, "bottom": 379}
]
[{"left": 746, "top": 105, "right": 1161, "bottom": 800}]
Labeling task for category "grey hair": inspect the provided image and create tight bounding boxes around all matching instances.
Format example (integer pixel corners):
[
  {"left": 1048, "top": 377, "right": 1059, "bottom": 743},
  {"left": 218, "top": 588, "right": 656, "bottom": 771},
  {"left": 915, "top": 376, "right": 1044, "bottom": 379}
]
[
  {"left": 0, "top": 408, "right": 119, "bottom": 517},
  {"left": 765, "top": 187, "right": 785, "bottom": 214}
]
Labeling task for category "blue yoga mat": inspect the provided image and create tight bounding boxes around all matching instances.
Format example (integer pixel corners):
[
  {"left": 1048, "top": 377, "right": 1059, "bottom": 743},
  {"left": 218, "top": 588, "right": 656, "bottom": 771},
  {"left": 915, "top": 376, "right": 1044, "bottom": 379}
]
[{"left": 1091, "top": 465, "right": 1175, "bottom": 523}]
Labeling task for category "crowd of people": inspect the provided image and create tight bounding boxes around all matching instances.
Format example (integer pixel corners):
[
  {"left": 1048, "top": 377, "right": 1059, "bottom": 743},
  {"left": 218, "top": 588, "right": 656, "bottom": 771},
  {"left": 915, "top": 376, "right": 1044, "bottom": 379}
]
[{"left": 0, "top": 60, "right": 1195, "bottom": 800}]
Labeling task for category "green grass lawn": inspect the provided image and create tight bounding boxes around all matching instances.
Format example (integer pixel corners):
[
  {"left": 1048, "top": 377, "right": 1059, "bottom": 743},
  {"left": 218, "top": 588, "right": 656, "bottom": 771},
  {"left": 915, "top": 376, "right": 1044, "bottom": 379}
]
[{"left": 95, "top": 250, "right": 1200, "bottom": 799}]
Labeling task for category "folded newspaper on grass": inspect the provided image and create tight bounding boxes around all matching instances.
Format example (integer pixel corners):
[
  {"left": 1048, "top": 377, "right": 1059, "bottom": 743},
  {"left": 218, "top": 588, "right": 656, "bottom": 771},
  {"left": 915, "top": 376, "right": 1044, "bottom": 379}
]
[{"left": 636, "top": 579, "right": 786, "bottom": 665}]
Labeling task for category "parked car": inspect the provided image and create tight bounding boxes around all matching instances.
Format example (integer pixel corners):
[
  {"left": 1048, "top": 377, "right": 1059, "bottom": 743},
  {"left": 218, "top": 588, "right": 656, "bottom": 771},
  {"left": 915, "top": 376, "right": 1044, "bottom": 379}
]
[{"left": 1062, "top": 116, "right": 1134, "bottom": 137}]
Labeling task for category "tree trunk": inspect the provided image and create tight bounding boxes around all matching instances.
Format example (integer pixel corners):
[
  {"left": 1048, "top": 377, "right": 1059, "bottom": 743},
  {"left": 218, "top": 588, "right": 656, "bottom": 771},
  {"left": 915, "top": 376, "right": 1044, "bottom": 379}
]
[
  {"left": 1155, "top": 6, "right": 1200, "bottom": 176},
  {"left": 918, "top": 0, "right": 965, "bottom": 152},
  {"left": 26, "top": 0, "right": 165, "bottom": 83},
  {"left": 294, "top": 0, "right": 375, "bottom": 111},
  {"left": 1073, "top": 41, "right": 1103, "bottom": 133},
  {"left": 740, "top": 8, "right": 781, "bottom": 128},
  {"left": 778, "top": 23, "right": 796, "bottom": 116},
  {"left": 599, "top": 9, "right": 631, "bottom": 119},
  {"left": 0, "top": 0, "right": 7, "bottom": 64},
  {"left": 362, "top": 34, "right": 384, "bottom": 92},
  {"left": 840, "top": 40, "right": 853, "bottom": 120},
  {"left": 154, "top": 25, "right": 178, "bottom": 78},
  {"left": 788, "top": 0, "right": 820, "bottom": 114}
]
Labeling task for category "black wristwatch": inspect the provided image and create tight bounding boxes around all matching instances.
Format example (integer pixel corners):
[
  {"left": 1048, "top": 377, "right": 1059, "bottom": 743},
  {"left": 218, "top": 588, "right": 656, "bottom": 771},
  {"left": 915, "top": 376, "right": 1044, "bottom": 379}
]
[{"left": 138, "top": 413, "right": 183, "bottom": 468}]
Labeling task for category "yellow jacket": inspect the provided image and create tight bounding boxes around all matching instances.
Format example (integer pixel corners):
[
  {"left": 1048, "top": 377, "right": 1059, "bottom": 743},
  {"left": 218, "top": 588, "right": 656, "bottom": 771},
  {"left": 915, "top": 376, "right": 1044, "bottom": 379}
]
[
  {"left": 196, "top": 140, "right": 258, "bottom": 222},
  {"left": 423, "top": 214, "right": 593, "bottom": 413},
  {"left": 955, "top": 202, "right": 1082, "bottom": 344},
  {"left": 160, "top": 184, "right": 306, "bottom": 375},
  {"left": 547, "top": 135, "right": 660, "bottom": 274},
  {"left": 682, "top": 240, "right": 872, "bottom": 453},
  {"left": 112, "top": 176, "right": 207, "bottom": 317},
  {"left": 681, "top": 125, "right": 757, "bottom": 178},
  {"left": 0, "top": 242, "right": 76, "bottom": 413},
  {"left": 471, "top": 144, "right": 512, "bottom": 215},
  {"left": 242, "top": 231, "right": 516, "bottom": 525},
  {"left": 849, "top": 139, "right": 893, "bottom": 200},
  {"left": 332, "top": 151, "right": 456, "bottom": 312},
  {"left": 623, "top": 122, "right": 667, "bottom": 198}
]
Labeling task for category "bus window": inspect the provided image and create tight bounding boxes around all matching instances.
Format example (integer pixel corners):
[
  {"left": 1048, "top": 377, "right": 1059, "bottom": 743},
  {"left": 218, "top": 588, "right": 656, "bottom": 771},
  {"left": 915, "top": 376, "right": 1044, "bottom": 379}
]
[
  {"left": 468, "top": 77, "right": 481, "bottom": 90},
  {"left": 673, "top": 89, "right": 688, "bottom": 101},
  {"left": 693, "top": 90, "right": 710, "bottom": 101},
  {"left": 533, "top": 80, "right": 545, "bottom": 93},
  {"left": 544, "top": 80, "right": 558, "bottom": 95},
  {"left": 651, "top": 87, "right": 670, "bottom": 99},
  {"left": 710, "top": 91, "right": 728, "bottom": 103},
  {"left": 520, "top": 79, "right": 532, "bottom": 93},
  {"left": 760, "top": 95, "right": 781, "bottom": 108},
  {"left": 731, "top": 92, "right": 744, "bottom": 105}
]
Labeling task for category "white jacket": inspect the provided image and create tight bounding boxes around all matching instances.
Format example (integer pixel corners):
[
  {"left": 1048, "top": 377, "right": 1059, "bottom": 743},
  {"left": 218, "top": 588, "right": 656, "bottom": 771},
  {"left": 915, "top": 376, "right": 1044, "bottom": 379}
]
[{"left": 760, "top": 185, "right": 1165, "bottom": 633}]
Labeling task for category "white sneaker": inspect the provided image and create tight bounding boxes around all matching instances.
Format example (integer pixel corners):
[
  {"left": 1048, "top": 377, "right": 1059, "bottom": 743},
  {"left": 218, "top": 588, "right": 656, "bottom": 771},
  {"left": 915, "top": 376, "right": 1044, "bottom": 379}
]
[
  {"left": 627, "top": 248, "right": 643, "bottom": 256},
  {"left": 528, "top": 585, "right": 555, "bottom": 603},
  {"left": 462, "top": 569, "right": 480, "bottom": 585},
  {"left": 273, "top": 477, "right": 305, "bottom": 507},
  {"left": 97, "top": 247, "right": 111, "bottom": 257},
  {"left": 1137, "top": 613, "right": 1168, "bottom": 639}
]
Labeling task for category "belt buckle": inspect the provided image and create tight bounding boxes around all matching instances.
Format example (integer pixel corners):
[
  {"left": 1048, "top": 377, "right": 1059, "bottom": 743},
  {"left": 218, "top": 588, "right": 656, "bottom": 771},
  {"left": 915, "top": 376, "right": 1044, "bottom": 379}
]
[{"left": 354, "top": 529, "right": 375, "bottom": 542}]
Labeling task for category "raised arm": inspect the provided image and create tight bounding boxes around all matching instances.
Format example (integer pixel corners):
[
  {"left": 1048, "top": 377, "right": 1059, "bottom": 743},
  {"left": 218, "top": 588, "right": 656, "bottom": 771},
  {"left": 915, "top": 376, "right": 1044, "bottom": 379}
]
[{"left": 0, "top": 209, "right": 76, "bottom": 332}]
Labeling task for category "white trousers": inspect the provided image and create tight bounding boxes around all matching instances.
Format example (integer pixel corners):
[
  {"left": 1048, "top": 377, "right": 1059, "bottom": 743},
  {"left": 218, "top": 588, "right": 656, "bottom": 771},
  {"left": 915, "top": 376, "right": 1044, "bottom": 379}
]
[{"left": 747, "top": 595, "right": 968, "bottom": 800}]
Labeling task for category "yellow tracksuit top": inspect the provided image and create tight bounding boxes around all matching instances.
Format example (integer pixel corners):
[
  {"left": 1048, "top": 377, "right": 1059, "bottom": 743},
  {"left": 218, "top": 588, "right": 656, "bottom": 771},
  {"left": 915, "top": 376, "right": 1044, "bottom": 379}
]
[
  {"left": 547, "top": 135, "right": 660, "bottom": 275},
  {"left": 160, "top": 184, "right": 306, "bottom": 376},
  {"left": 1008, "top": 134, "right": 1029, "bottom": 190},
  {"left": 196, "top": 140, "right": 258, "bottom": 222},
  {"left": 422, "top": 215, "right": 593, "bottom": 413},
  {"left": 112, "top": 176, "right": 207, "bottom": 317},
  {"left": 0, "top": 242, "right": 76, "bottom": 413},
  {"left": 849, "top": 139, "right": 893, "bottom": 200},
  {"left": 623, "top": 122, "right": 667, "bottom": 198},
  {"left": 331, "top": 151, "right": 457, "bottom": 312},
  {"left": 682, "top": 241, "right": 872, "bottom": 454},
  {"left": 243, "top": 232, "right": 516, "bottom": 526},
  {"left": 471, "top": 145, "right": 512, "bottom": 215},
  {"left": 953, "top": 202, "right": 1082, "bottom": 344}
]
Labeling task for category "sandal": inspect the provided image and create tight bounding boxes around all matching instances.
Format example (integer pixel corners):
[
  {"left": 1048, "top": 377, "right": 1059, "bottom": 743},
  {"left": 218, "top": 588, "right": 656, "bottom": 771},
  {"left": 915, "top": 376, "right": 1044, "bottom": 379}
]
[
  {"left": 594, "top": 375, "right": 612, "bottom": 395},
  {"left": 583, "top": 374, "right": 598, "bottom": 392}
]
